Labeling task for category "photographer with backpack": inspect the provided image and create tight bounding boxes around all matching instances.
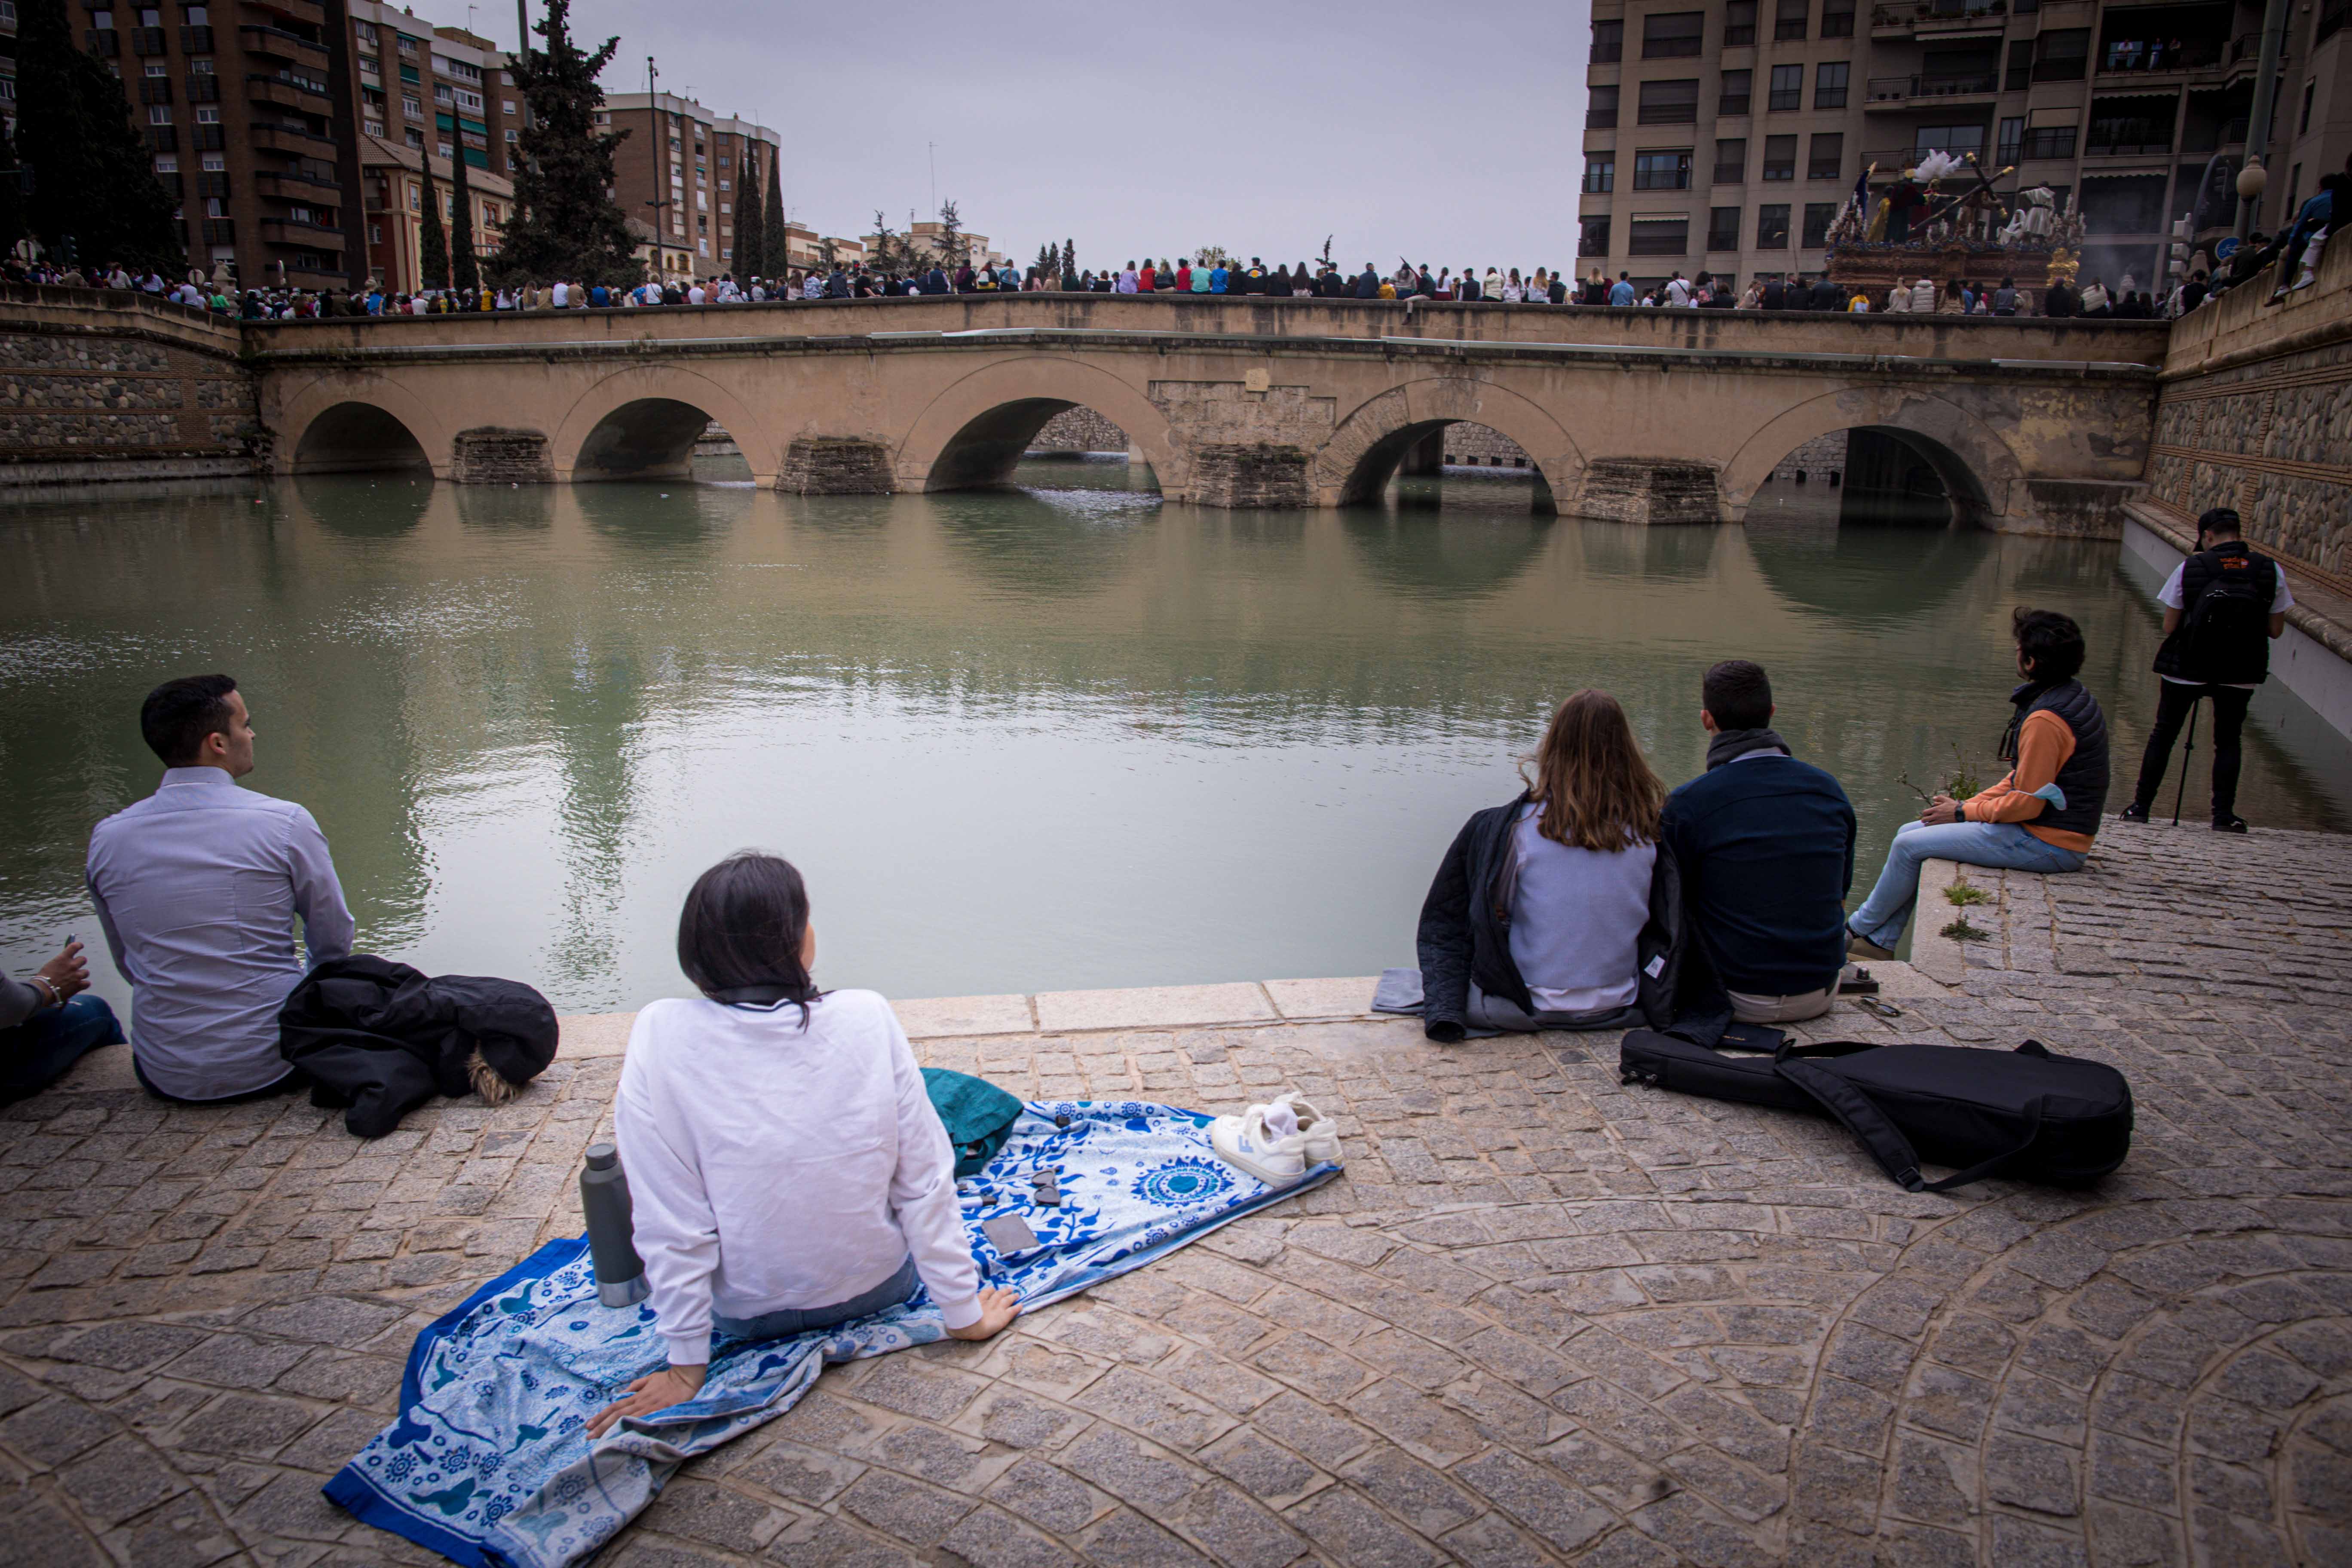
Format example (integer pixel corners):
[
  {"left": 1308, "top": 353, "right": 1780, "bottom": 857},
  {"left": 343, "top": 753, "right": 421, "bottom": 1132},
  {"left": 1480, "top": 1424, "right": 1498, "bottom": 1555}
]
[{"left": 2121, "top": 508, "right": 2293, "bottom": 833}]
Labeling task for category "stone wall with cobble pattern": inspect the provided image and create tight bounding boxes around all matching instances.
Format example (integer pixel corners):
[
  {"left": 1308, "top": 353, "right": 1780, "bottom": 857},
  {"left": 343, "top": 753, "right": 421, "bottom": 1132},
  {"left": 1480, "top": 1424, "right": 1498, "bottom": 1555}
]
[{"left": 0, "top": 292, "right": 261, "bottom": 484}]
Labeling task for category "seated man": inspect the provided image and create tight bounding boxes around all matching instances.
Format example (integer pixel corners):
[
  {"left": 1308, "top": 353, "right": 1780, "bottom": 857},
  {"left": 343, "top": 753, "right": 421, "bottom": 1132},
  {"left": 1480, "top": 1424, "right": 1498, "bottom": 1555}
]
[
  {"left": 0, "top": 939, "right": 124, "bottom": 1103},
  {"left": 1660, "top": 661, "right": 1857, "bottom": 1024},
  {"left": 86, "top": 675, "right": 355, "bottom": 1103},
  {"left": 1848, "top": 609, "right": 2107, "bottom": 957}
]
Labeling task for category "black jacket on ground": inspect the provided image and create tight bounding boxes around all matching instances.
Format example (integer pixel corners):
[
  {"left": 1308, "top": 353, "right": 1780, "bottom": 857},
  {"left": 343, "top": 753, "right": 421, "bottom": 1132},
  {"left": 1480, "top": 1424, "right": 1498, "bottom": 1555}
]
[
  {"left": 1415, "top": 793, "right": 1701, "bottom": 1043},
  {"left": 279, "top": 956, "right": 558, "bottom": 1137}
]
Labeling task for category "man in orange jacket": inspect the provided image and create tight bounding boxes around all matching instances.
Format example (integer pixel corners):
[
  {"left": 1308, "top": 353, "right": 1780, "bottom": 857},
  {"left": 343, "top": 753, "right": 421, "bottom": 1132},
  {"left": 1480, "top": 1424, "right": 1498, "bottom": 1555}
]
[{"left": 1846, "top": 609, "right": 2110, "bottom": 958}]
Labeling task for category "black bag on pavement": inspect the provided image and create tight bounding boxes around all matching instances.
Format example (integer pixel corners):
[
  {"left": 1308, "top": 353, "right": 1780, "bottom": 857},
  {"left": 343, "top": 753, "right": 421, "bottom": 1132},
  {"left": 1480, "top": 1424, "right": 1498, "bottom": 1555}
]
[{"left": 1618, "top": 1029, "right": 2132, "bottom": 1191}]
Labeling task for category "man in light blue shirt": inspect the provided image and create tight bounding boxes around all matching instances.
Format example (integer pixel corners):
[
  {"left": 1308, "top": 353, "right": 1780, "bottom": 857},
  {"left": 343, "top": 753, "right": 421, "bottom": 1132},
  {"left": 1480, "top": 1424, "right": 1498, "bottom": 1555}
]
[
  {"left": 1608, "top": 272, "right": 1636, "bottom": 307},
  {"left": 87, "top": 675, "right": 355, "bottom": 1102}
]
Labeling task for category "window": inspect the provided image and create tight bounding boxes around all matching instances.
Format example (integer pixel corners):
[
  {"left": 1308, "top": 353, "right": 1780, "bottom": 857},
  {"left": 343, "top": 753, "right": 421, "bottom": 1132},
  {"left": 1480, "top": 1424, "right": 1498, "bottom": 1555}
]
[
  {"left": 502, "top": 100, "right": 515, "bottom": 114},
  {"left": 505, "top": 129, "right": 518, "bottom": 143},
  {"left": 1913, "top": 123, "right": 1986, "bottom": 157},
  {"left": 354, "top": 18, "right": 375, "bottom": 40},
  {"left": 405, "top": 127, "right": 422, "bottom": 148},
  {"left": 2006, "top": 39, "right": 2033, "bottom": 90},
  {"left": 1635, "top": 150, "right": 1694, "bottom": 189},
  {"left": 1820, "top": 0, "right": 1853, "bottom": 37},
  {"left": 1763, "top": 134, "right": 1797, "bottom": 179},
  {"left": 2080, "top": 174, "right": 2167, "bottom": 232},
  {"left": 1724, "top": 0, "right": 1756, "bottom": 44},
  {"left": 201, "top": 153, "right": 221, "bottom": 170},
  {"left": 1815, "top": 61, "right": 1848, "bottom": 108},
  {"left": 2035, "top": 29, "right": 2090, "bottom": 81},
  {"left": 148, "top": 104, "right": 171, "bottom": 123},
  {"left": 396, "top": 32, "right": 417, "bottom": 53},
  {"left": 1775, "top": 0, "right": 1808, "bottom": 40},
  {"left": 2021, "top": 125, "right": 2076, "bottom": 159},
  {"left": 455, "top": 89, "right": 483, "bottom": 112},
  {"left": 1713, "top": 138, "right": 1747, "bottom": 181},
  {"left": 154, "top": 153, "right": 178, "bottom": 172},
  {"left": 402, "top": 94, "right": 421, "bottom": 118},
  {"left": 1719, "top": 69, "right": 1752, "bottom": 116},
  {"left": 1592, "top": 18, "right": 1623, "bottom": 60},
  {"left": 1756, "top": 204, "right": 1790, "bottom": 247},
  {"left": 1644, "top": 12, "right": 1704, "bottom": 57},
  {"left": 1580, "top": 215, "right": 1612, "bottom": 256},
  {"left": 1803, "top": 202, "right": 1838, "bottom": 246},
  {"left": 1629, "top": 217, "right": 1690, "bottom": 254},
  {"left": 1809, "top": 132, "right": 1843, "bottom": 178},
  {"left": 2300, "top": 81, "right": 2315, "bottom": 135},
  {"left": 1638, "top": 79, "right": 1700, "bottom": 123},
  {"left": 189, "top": 57, "right": 209, "bottom": 71},
  {"left": 193, "top": 105, "right": 216, "bottom": 121},
  {"left": 1997, "top": 116, "right": 2024, "bottom": 164},
  {"left": 433, "top": 83, "right": 453, "bottom": 104},
  {"left": 144, "top": 61, "right": 165, "bottom": 75},
  {"left": 2087, "top": 107, "right": 2170, "bottom": 156},
  {"left": 1769, "top": 64, "right": 1802, "bottom": 110},
  {"left": 205, "top": 196, "right": 225, "bottom": 216},
  {"left": 1584, "top": 157, "right": 1615, "bottom": 193},
  {"left": 1587, "top": 84, "right": 1619, "bottom": 128},
  {"left": 1709, "top": 207, "right": 1742, "bottom": 249}
]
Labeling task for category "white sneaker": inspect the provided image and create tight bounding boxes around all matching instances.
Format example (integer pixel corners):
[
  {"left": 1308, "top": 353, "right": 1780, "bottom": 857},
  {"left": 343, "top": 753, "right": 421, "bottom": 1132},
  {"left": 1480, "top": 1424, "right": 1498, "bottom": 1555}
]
[{"left": 1210, "top": 1093, "right": 1341, "bottom": 1187}]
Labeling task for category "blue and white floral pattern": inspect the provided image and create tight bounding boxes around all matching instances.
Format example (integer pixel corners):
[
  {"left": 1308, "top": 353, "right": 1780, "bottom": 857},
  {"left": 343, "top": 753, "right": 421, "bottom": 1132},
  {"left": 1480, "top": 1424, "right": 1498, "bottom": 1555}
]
[{"left": 326, "top": 1100, "right": 1338, "bottom": 1568}]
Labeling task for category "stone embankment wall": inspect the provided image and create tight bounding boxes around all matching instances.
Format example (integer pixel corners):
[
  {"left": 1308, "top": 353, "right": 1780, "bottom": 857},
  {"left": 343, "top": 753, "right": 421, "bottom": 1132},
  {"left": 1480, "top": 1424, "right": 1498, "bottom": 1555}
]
[
  {"left": 2145, "top": 236, "right": 2352, "bottom": 594},
  {"left": 1768, "top": 431, "right": 1848, "bottom": 481},
  {"left": 1439, "top": 424, "right": 1532, "bottom": 467},
  {"left": 0, "top": 285, "right": 259, "bottom": 485},
  {"left": 1027, "top": 406, "right": 1129, "bottom": 454}
]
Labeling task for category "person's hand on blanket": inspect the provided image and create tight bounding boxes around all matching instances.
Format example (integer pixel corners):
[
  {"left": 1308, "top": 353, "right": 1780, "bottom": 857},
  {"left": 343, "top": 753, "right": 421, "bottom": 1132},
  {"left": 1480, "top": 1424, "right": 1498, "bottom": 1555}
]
[
  {"left": 586, "top": 1363, "right": 707, "bottom": 1438},
  {"left": 946, "top": 1285, "right": 1023, "bottom": 1341}
]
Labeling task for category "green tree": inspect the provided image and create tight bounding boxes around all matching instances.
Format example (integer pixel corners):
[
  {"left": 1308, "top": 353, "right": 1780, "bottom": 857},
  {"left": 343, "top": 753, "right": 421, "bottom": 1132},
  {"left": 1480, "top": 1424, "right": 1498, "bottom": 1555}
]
[
  {"left": 734, "top": 149, "right": 765, "bottom": 276},
  {"left": 762, "top": 156, "right": 786, "bottom": 275},
  {"left": 449, "top": 146, "right": 479, "bottom": 293},
  {"left": 867, "top": 209, "right": 900, "bottom": 275},
  {"left": 14, "top": 0, "right": 182, "bottom": 271},
  {"left": 1062, "top": 238, "right": 1075, "bottom": 280},
  {"left": 494, "top": 0, "right": 640, "bottom": 285},
  {"left": 1032, "top": 241, "right": 1057, "bottom": 278},
  {"left": 419, "top": 158, "right": 450, "bottom": 289},
  {"left": 934, "top": 198, "right": 966, "bottom": 267}
]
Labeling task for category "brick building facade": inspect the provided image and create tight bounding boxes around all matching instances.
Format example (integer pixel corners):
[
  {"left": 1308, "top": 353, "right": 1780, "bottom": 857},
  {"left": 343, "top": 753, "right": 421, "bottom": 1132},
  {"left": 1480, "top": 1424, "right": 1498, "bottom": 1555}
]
[{"left": 598, "top": 92, "right": 778, "bottom": 282}]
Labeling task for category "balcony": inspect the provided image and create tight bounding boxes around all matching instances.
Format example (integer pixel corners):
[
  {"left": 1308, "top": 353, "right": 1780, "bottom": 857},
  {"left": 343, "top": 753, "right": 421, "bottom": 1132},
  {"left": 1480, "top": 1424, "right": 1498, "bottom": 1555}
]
[
  {"left": 254, "top": 170, "right": 341, "bottom": 202},
  {"left": 2084, "top": 136, "right": 2171, "bottom": 156},
  {"left": 1872, "top": 0, "right": 2007, "bottom": 34},
  {"left": 248, "top": 74, "right": 333, "bottom": 117},
  {"left": 240, "top": 23, "right": 330, "bottom": 68},
  {"left": 84, "top": 25, "right": 116, "bottom": 52},
  {"left": 1866, "top": 71, "right": 2000, "bottom": 103},
  {"left": 249, "top": 122, "right": 337, "bottom": 156},
  {"left": 260, "top": 217, "right": 345, "bottom": 249},
  {"left": 2098, "top": 39, "right": 2222, "bottom": 73},
  {"left": 240, "top": 0, "right": 326, "bottom": 28}
]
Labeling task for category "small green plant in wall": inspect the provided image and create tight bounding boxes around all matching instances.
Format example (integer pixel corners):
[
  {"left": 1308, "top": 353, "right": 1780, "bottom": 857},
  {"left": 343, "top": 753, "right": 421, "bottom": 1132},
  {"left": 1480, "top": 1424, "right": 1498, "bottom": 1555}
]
[
  {"left": 1940, "top": 916, "right": 1990, "bottom": 942},
  {"left": 1945, "top": 876, "right": 1988, "bottom": 907}
]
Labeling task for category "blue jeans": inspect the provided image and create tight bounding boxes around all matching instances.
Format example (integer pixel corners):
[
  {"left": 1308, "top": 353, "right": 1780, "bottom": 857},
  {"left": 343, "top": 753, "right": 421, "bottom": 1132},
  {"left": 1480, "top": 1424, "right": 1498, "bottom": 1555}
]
[
  {"left": 0, "top": 996, "right": 125, "bottom": 1104},
  {"left": 712, "top": 1255, "right": 919, "bottom": 1341},
  {"left": 1848, "top": 820, "right": 2086, "bottom": 949}
]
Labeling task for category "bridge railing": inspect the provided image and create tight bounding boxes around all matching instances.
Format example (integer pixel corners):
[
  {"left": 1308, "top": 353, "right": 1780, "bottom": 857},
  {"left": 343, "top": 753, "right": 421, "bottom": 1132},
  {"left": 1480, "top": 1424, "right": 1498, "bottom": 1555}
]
[{"left": 0, "top": 280, "right": 231, "bottom": 330}]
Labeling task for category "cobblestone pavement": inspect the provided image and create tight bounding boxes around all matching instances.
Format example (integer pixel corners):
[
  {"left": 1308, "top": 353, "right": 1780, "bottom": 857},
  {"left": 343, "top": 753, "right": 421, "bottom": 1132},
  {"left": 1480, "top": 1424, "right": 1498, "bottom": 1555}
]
[{"left": 1, "top": 824, "right": 2348, "bottom": 1567}]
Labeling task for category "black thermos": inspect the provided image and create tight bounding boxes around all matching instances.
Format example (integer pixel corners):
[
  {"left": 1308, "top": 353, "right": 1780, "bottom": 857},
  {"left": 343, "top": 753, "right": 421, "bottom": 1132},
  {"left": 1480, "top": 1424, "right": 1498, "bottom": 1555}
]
[{"left": 580, "top": 1142, "right": 649, "bottom": 1308}]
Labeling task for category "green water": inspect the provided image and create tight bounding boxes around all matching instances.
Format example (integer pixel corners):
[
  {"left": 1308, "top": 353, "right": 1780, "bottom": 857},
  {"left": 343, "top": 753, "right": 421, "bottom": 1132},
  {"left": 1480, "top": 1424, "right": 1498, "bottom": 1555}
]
[{"left": 4, "top": 460, "right": 2345, "bottom": 1017}]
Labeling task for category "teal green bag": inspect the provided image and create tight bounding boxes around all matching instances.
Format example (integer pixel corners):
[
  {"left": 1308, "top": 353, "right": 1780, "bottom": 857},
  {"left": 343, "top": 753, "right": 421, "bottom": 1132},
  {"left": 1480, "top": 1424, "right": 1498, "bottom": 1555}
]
[{"left": 922, "top": 1067, "right": 1026, "bottom": 1178}]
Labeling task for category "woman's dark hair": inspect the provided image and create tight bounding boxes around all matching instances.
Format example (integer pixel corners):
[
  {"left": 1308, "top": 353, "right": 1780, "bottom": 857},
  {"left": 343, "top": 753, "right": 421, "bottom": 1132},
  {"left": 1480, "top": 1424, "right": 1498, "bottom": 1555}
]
[
  {"left": 677, "top": 852, "right": 821, "bottom": 1017},
  {"left": 140, "top": 673, "right": 238, "bottom": 765},
  {"left": 2012, "top": 606, "right": 2086, "bottom": 684},
  {"left": 1522, "top": 691, "right": 1665, "bottom": 851},
  {"left": 1701, "top": 659, "right": 1773, "bottom": 730}
]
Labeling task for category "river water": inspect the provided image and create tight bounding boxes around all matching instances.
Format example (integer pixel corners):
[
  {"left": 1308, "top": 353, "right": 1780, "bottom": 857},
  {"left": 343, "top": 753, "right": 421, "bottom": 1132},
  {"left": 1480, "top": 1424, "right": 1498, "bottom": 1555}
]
[{"left": 4, "top": 460, "right": 2345, "bottom": 1017}]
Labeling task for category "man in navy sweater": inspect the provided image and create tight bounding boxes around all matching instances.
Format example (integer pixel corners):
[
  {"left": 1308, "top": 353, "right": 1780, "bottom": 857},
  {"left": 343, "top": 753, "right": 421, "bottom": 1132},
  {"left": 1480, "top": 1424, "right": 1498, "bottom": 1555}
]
[{"left": 1659, "top": 661, "right": 1857, "bottom": 1023}]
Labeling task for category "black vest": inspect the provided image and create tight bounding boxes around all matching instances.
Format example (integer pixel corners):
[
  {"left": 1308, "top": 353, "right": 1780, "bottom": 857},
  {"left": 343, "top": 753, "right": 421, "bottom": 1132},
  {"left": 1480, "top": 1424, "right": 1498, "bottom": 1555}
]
[
  {"left": 1998, "top": 680, "right": 2109, "bottom": 838},
  {"left": 2153, "top": 543, "right": 2278, "bottom": 686}
]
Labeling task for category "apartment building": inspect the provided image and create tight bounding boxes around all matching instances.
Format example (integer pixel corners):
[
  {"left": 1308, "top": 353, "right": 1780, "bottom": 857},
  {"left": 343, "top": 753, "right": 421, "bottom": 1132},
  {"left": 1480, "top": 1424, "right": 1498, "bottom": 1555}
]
[
  {"left": 358, "top": 132, "right": 511, "bottom": 291},
  {"left": 344, "top": 3, "right": 522, "bottom": 183},
  {"left": 599, "top": 92, "right": 778, "bottom": 281},
  {"left": 1579, "top": 0, "right": 2350, "bottom": 294}
]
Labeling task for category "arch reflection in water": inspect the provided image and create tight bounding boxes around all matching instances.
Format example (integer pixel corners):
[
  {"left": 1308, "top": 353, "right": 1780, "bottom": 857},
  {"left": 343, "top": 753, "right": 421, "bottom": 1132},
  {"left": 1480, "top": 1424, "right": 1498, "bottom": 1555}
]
[
  {"left": 1340, "top": 508, "right": 1553, "bottom": 603},
  {"left": 929, "top": 480, "right": 1158, "bottom": 598},
  {"left": 573, "top": 398, "right": 722, "bottom": 483},
  {"left": 291, "top": 473, "right": 433, "bottom": 538},
  {"left": 572, "top": 472, "right": 749, "bottom": 551}
]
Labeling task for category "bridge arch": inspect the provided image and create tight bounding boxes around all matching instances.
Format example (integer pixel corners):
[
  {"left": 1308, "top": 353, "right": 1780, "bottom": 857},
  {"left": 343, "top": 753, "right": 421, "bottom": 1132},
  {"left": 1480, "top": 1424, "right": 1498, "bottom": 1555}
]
[
  {"left": 897, "top": 358, "right": 1182, "bottom": 496},
  {"left": 1316, "top": 380, "right": 1582, "bottom": 513},
  {"left": 277, "top": 374, "right": 447, "bottom": 475},
  {"left": 1721, "top": 389, "right": 2034, "bottom": 531},
  {"left": 550, "top": 367, "right": 776, "bottom": 484}
]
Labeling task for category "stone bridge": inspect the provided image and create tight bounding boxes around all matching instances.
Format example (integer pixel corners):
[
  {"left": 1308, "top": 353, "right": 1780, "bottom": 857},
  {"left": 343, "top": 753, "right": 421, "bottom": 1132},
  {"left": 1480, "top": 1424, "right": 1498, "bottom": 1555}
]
[{"left": 8, "top": 289, "right": 2175, "bottom": 531}]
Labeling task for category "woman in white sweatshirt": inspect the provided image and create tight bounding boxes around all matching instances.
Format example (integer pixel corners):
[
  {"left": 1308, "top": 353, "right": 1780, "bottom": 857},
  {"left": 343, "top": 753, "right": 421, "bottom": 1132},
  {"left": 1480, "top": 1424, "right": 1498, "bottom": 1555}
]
[{"left": 587, "top": 853, "right": 1020, "bottom": 1437}]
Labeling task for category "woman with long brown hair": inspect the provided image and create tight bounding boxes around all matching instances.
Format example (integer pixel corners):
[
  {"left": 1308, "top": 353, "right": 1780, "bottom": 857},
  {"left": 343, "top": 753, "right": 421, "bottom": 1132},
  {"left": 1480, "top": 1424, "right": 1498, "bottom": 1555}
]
[{"left": 1412, "top": 692, "right": 1684, "bottom": 1041}]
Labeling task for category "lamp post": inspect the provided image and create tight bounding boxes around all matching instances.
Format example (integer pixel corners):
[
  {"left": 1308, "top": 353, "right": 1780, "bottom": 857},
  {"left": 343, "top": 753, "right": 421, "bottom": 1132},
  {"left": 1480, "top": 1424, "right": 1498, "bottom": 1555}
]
[
  {"left": 2233, "top": 0, "right": 2288, "bottom": 241},
  {"left": 644, "top": 57, "right": 670, "bottom": 284}
]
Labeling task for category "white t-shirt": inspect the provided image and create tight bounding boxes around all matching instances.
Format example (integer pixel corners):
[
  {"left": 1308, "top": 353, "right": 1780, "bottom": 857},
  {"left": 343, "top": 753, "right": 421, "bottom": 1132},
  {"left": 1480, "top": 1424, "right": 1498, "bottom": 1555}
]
[
  {"left": 2158, "top": 555, "right": 2293, "bottom": 689},
  {"left": 615, "top": 989, "right": 983, "bottom": 1365}
]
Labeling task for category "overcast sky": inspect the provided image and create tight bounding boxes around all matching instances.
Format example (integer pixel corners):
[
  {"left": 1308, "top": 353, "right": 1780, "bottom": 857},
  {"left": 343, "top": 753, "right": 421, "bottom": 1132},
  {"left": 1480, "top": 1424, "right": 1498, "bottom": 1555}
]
[{"left": 536, "top": 0, "right": 1593, "bottom": 269}]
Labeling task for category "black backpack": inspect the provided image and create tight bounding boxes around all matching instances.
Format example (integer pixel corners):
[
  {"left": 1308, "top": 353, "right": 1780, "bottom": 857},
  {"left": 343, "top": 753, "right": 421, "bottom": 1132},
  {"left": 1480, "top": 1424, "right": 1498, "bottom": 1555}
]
[
  {"left": 2159, "top": 548, "right": 2277, "bottom": 685},
  {"left": 1619, "top": 1030, "right": 2132, "bottom": 1191}
]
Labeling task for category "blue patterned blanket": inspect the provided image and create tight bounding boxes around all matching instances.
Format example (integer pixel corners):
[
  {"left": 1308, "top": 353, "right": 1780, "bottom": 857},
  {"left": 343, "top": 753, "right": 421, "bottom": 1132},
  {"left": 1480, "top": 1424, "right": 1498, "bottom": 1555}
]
[{"left": 325, "top": 1100, "right": 1338, "bottom": 1568}]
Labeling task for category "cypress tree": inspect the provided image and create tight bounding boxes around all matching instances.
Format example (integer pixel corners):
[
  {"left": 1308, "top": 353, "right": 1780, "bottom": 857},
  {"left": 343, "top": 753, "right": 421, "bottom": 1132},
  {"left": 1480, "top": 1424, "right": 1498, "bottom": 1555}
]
[
  {"left": 1062, "top": 238, "right": 1075, "bottom": 279},
  {"left": 15, "top": 0, "right": 182, "bottom": 271},
  {"left": 761, "top": 154, "right": 786, "bottom": 279},
  {"left": 734, "top": 147, "right": 764, "bottom": 277},
  {"left": 494, "top": 0, "right": 639, "bottom": 285},
  {"left": 449, "top": 145, "right": 479, "bottom": 293},
  {"left": 418, "top": 157, "right": 450, "bottom": 290}
]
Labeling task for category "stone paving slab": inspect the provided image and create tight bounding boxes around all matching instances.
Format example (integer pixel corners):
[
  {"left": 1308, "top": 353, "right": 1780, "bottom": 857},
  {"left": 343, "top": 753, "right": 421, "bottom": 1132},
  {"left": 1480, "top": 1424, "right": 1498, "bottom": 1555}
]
[{"left": 2, "top": 823, "right": 2349, "bottom": 1566}]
